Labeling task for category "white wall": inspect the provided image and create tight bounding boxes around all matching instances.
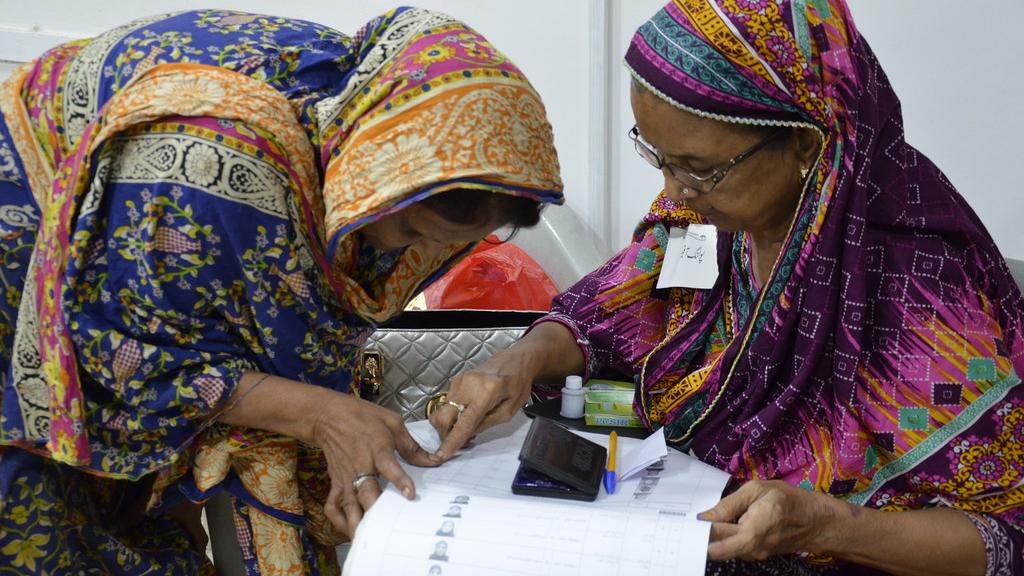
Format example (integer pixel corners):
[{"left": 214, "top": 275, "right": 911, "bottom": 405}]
[
  {"left": 2, "top": 1, "right": 1022, "bottom": 261},
  {"left": 607, "top": 1, "right": 671, "bottom": 250}
]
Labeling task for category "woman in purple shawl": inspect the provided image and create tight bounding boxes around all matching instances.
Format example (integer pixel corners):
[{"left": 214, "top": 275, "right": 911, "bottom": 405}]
[{"left": 430, "top": 1, "right": 1024, "bottom": 574}]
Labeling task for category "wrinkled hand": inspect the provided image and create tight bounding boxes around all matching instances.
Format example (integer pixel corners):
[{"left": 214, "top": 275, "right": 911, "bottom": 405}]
[
  {"left": 428, "top": 349, "right": 538, "bottom": 460},
  {"left": 700, "top": 479, "right": 845, "bottom": 562},
  {"left": 312, "top": 393, "right": 437, "bottom": 538}
]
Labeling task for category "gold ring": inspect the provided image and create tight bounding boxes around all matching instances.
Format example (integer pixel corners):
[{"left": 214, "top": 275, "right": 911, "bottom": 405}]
[
  {"left": 426, "top": 393, "right": 467, "bottom": 418},
  {"left": 426, "top": 393, "right": 447, "bottom": 418},
  {"left": 444, "top": 400, "right": 466, "bottom": 416},
  {"left": 352, "top": 473, "right": 377, "bottom": 491}
]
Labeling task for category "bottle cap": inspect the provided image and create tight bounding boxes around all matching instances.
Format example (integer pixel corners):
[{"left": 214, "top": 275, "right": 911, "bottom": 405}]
[{"left": 564, "top": 375, "right": 583, "bottom": 390}]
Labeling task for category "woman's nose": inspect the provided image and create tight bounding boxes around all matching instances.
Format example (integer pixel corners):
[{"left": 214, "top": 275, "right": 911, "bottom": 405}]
[{"left": 663, "top": 171, "right": 687, "bottom": 203}]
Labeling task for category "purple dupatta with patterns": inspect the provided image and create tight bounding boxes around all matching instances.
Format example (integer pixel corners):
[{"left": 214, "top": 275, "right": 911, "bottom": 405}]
[{"left": 545, "top": 0, "right": 1024, "bottom": 571}]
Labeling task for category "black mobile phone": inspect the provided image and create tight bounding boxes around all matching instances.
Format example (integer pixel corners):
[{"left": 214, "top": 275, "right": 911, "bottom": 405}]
[{"left": 514, "top": 416, "right": 606, "bottom": 501}]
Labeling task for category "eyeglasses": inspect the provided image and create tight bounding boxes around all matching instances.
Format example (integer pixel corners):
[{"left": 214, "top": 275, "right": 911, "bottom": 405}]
[{"left": 628, "top": 125, "right": 782, "bottom": 194}]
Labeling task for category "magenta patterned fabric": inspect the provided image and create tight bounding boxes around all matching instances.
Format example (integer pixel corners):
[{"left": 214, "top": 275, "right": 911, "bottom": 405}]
[{"left": 544, "top": 0, "right": 1024, "bottom": 572}]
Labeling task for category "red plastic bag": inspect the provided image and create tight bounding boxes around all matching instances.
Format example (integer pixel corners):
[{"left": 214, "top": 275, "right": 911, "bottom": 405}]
[{"left": 425, "top": 237, "right": 559, "bottom": 311}]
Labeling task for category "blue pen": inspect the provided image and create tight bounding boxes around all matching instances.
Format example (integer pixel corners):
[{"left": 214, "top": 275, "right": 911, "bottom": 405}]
[{"left": 603, "top": 431, "right": 618, "bottom": 495}]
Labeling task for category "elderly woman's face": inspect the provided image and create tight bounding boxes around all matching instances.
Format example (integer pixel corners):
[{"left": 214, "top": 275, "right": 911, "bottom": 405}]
[{"left": 630, "top": 84, "right": 817, "bottom": 234}]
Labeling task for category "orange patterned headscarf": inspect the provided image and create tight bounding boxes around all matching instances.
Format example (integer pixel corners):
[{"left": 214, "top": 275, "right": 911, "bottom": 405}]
[{"left": 313, "top": 8, "right": 565, "bottom": 321}]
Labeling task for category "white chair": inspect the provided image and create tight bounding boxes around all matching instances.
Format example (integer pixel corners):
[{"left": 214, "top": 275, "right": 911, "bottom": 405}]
[{"left": 508, "top": 204, "right": 610, "bottom": 291}]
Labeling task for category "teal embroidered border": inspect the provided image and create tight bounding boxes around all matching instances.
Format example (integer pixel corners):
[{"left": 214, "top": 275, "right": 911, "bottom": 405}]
[{"left": 847, "top": 371, "right": 1022, "bottom": 506}]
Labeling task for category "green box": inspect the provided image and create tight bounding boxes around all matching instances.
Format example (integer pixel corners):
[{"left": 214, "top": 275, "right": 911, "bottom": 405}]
[
  {"left": 586, "top": 379, "right": 635, "bottom": 391},
  {"left": 584, "top": 379, "right": 635, "bottom": 404},
  {"left": 584, "top": 379, "right": 636, "bottom": 421},
  {"left": 584, "top": 400, "right": 635, "bottom": 416},
  {"left": 584, "top": 390, "right": 633, "bottom": 403},
  {"left": 584, "top": 412, "right": 644, "bottom": 428}
]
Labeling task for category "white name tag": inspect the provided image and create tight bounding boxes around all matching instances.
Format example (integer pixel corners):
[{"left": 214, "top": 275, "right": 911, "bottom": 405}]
[{"left": 656, "top": 224, "right": 719, "bottom": 290}]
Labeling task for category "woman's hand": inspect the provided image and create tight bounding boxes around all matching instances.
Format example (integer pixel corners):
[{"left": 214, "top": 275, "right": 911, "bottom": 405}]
[
  {"left": 699, "top": 479, "right": 846, "bottom": 562},
  {"left": 311, "top": 392, "right": 438, "bottom": 538},
  {"left": 428, "top": 347, "right": 539, "bottom": 460},
  {"left": 700, "top": 479, "right": 988, "bottom": 576},
  {"left": 219, "top": 374, "right": 439, "bottom": 539},
  {"left": 429, "top": 321, "right": 585, "bottom": 460}
]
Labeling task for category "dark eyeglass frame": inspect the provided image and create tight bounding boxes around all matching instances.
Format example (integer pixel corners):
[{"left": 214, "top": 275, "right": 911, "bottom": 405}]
[{"left": 628, "top": 125, "right": 783, "bottom": 194}]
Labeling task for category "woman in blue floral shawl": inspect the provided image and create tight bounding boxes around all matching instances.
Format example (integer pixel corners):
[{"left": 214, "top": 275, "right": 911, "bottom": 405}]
[{"left": 0, "top": 7, "right": 563, "bottom": 574}]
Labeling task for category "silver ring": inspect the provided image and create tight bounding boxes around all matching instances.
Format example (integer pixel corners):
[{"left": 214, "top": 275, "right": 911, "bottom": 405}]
[
  {"left": 352, "top": 473, "right": 377, "bottom": 491},
  {"left": 444, "top": 400, "right": 466, "bottom": 416}
]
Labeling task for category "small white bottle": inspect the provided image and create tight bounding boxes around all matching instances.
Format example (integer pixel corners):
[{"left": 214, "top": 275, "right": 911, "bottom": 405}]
[{"left": 560, "top": 375, "right": 585, "bottom": 419}]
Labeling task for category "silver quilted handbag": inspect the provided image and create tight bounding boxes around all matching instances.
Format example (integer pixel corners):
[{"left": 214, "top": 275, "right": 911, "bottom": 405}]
[{"left": 358, "top": 310, "right": 544, "bottom": 421}]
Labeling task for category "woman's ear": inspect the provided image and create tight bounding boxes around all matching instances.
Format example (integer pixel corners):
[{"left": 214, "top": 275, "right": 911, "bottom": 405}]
[{"left": 793, "top": 126, "right": 822, "bottom": 168}]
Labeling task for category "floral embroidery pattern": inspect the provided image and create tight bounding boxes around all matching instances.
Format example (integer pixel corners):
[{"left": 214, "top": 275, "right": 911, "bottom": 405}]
[
  {"left": 0, "top": 448, "right": 210, "bottom": 574},
  {"left": 1, "top": 6, "right": 563, "bottom": 575}
]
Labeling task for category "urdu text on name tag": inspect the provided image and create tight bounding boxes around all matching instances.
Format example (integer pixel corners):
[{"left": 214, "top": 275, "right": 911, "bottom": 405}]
[{"left": 656, "top": 224, "right": 719, "bottom": 290}]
